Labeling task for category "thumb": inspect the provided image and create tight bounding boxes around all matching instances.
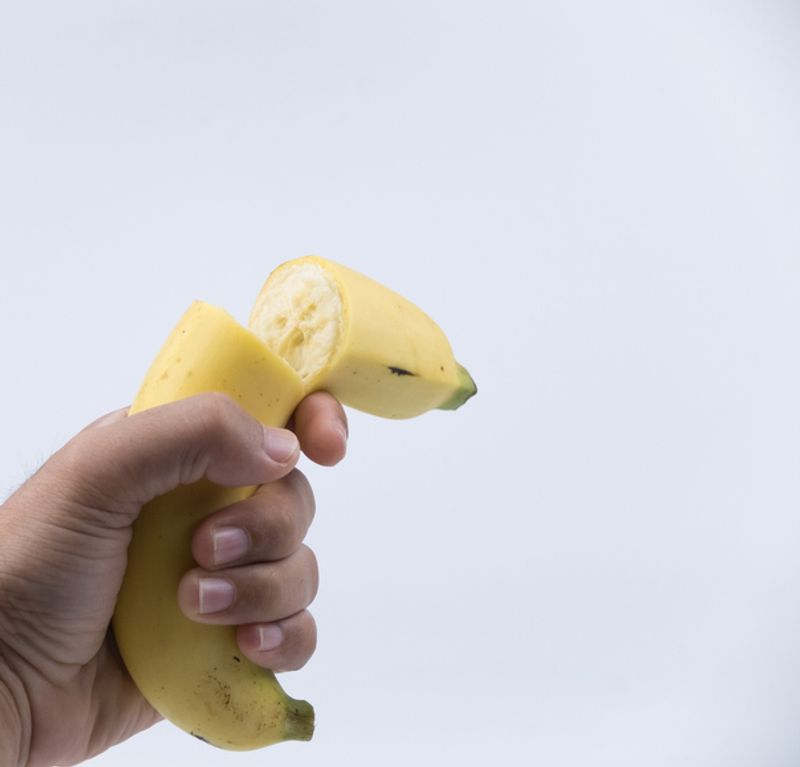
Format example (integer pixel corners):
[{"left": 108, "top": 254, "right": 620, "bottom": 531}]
[{"left": 48, "top": 393, "right": 299, "bottom": 517}]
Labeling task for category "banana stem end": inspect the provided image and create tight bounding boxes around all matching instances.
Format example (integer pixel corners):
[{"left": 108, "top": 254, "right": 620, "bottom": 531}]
[
  {"left": 282, "top": 698, "right": 315, "bottom": 742},
  {"left": 438, "top": 363, "right": 478, "bottom": 411}
]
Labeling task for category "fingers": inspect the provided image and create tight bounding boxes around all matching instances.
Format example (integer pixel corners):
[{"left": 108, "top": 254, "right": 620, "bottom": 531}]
[
  {"left": 68, "top": 391, "right": 345, "bottom": 670},
  {"left": 177, "top": 547, "right": 319, "bottom": 672},
  {"left": 181, "top": 468, "right": 319, "bottom": 671},
  {"left": 236, "top": 611, "right": 317, "bottom": 672},
  {"left": 292, "top": 391, "right": 348, "bottom": 466},
  {"left": 56, "top": 393, "right": 300, "bottom": 512},
  {"left": 61, "top": 388, "right": 347, "bottom": 518},
  {"left": 177, "top": 545, "right": 318, "bottom": 626},
  {"left": 190, "top": 471, "right": 315, "bottom": 569}
]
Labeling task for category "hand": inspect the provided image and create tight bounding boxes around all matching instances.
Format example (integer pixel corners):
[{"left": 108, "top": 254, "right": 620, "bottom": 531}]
[{"left": 0, "top": 391, "right": 347, "bottom": 767}]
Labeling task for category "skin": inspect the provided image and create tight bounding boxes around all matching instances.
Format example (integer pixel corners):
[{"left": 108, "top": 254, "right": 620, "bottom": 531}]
[{"left": 0, "top": 391, "right": 347, "bottom": 767}]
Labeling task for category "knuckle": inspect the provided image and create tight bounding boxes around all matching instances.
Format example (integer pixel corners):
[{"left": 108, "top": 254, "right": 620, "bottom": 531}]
[
  {"left": 257, "top": 471, "right": 314, "bottom": 556},
  {"left": 286, "top": 469, "right": 315, "bottom": 517},
  {"left": 183, "top": 394, "right": 255, "bottom": 485},
  {"left": 263, "top": 508, "right": 297, "bottom": 558},
  {"left": 253, "top": 492, "right": 295, "bottom": 557},
  {"left": 194, "top": 392, "right": 241, "bottom": 430},
  {"left": 258, "top": 566, "right": 286, "bottom": 611},
  {"left": 301, "top": 545, "right": 320, "bottom": 600},
  {"left": 278, "top": 614, "right": 318, "bottom": 671}
]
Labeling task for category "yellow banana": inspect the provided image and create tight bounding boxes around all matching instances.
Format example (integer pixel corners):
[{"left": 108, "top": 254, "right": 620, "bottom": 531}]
[
  {"left": 112, "top": 257, "right": 475, "bottom": 750},
  {"left": 249, "top": 256, "right": 476, "bottom": 418}
]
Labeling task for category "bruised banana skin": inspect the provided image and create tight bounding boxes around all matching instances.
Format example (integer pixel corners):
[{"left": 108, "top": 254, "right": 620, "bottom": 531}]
[{"left": 112, "top": 257, "right": 476, "bottom": 750}]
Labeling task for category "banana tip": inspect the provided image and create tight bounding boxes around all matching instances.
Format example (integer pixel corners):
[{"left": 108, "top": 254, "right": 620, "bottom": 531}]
[
  {"left": 438, "top": 363, "right": 477, "bottom": 411},
  {"left": 284, "top": 699, "right": 315, "bottom": 742}
]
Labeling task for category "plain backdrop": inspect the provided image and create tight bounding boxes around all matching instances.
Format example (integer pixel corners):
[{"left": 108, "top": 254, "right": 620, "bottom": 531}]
[{"left": 1, "top": 1, "right": 800, "bottom": 765}]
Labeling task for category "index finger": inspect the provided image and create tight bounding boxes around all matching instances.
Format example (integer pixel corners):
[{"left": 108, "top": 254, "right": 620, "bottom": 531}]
[{"left": 291, "top": 391, "right": 348, "bottom": 467}]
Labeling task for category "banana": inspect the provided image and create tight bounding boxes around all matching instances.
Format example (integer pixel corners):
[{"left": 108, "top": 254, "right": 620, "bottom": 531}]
[
  {"left": 249, "top": 256, "right": 476, "bottom": 418},
  {"left": 112, "top": 257, "right": 475, "bottom": 750}
]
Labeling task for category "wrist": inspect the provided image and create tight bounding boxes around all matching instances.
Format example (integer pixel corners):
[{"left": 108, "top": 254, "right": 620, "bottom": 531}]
[{"left": 0, "top": 663, "right": 30, "bottom": 767}]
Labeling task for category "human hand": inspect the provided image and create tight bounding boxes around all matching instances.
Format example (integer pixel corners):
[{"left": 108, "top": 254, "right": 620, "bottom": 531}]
[{"left": 0, "top": 391, "right": 347, "bottom": 767}]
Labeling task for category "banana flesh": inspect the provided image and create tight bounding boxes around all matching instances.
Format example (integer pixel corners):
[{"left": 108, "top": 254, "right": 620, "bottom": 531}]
[{"left": 112, "top": 257, "right": 475, "bottom": 750}]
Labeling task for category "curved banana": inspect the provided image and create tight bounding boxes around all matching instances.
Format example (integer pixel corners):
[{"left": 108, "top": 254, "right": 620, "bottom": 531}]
[
  {"left": 249, "top": 256, "right": 476, "bottom": 418},
  {"left": 112, "top": 257, "right": 475, "bottom": 750}
]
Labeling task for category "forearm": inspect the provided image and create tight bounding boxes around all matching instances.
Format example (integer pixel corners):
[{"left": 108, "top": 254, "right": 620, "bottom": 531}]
[{"left": 0, "top": 665, "right": 30, "bottom": 767}]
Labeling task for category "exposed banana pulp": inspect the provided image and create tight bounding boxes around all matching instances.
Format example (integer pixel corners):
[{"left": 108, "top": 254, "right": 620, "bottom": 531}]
[{"left": 250, "top": 260, "right": 342, "bottom": 384}]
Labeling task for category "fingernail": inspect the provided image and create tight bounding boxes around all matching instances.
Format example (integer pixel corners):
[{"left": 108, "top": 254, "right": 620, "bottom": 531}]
[
  {"left": 198, "top": 577, "right": 235, "bottom": 614},
  {"left": 212, "top": 526, "right": 249, "bottom": 565},
  {"left": 335, "top": 420, "right": 348, "bottom": 445},
  {"left": 264, "top": 427, "right": 299, "bottom": 463},
  {"left": 258, "top": 623, "right": 284, "bottom": 651}
]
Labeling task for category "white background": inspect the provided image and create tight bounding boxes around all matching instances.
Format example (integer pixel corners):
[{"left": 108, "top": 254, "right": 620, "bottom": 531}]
[{"left": 1, "top": 1, "right": 800, "bottom": 765}]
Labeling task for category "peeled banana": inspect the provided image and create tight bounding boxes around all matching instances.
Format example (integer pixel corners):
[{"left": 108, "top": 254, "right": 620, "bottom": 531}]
[{"left": 112, "top": 257, "right": 475, "bottom": 749}]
